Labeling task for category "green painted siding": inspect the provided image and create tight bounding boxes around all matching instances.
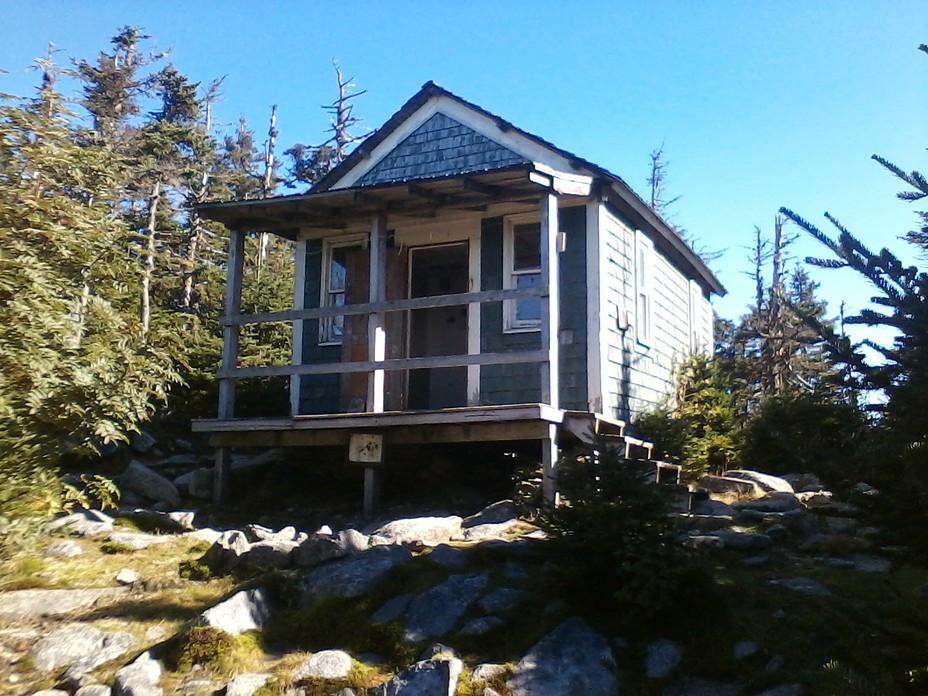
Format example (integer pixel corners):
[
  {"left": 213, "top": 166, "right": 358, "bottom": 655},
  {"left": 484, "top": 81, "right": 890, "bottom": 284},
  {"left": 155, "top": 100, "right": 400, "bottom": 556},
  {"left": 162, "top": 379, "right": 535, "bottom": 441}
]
[
  {"left": 479, "top": 207, "right": 588, "bottom": 409},
  {"left": 298, "top": 239, "right": 341, "bottom": 414}
]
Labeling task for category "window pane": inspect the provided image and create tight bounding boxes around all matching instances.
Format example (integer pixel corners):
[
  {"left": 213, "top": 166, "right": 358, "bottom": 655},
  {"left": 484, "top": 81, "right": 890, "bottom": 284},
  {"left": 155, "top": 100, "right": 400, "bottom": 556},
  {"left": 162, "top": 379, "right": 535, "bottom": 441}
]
[
  {"left": 323, "top": 293, "right": 345, "bottom": 342},
  {"left": 515, "top": 273, "right": 541, "bottom": 323},
  {"left": 329, "top": 247, "right": 348, "bottom": 292},
  {"left": 513, "top": 223, "right": 541, "bottom": 271}
]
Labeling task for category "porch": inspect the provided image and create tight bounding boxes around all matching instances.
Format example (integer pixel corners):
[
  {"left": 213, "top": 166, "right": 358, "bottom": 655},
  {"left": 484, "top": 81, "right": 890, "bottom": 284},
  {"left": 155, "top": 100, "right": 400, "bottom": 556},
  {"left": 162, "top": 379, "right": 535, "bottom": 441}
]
[{"left": 192, "top": 164, "right": 627, "bottom": 512}]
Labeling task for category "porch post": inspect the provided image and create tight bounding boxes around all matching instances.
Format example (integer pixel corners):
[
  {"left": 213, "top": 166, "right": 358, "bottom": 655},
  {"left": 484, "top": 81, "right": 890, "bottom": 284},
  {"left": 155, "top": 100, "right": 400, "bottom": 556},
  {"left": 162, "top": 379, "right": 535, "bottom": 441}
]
[
  {"left": 363, "top": 213, "right": 387, "bottom": 515},
  {"left": 539, "top": 193, "right": 561, "bottom": 504},
  {"left": 290, "top": 238, "right": 307, "bottom": 417},
  {"left": 215, "top": 227, "right": 245, "bottom": 506},
  {"left": 367, "top": 212, "right": 388, "bottom": 413}
]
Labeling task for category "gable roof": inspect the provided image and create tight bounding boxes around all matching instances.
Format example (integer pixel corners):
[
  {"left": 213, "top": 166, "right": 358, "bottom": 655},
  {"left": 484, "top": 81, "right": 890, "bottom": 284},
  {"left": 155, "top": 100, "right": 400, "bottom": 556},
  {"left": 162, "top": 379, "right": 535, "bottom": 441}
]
[{"left": 314, "top": 82, "right": 724, "bottom": 295}]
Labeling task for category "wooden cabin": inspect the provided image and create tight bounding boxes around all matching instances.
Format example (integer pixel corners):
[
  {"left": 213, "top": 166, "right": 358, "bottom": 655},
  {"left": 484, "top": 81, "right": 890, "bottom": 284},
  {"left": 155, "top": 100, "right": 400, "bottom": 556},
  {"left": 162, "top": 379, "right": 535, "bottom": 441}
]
[{"left": 193, "top": 82, "right": 725, "bottom": 512}]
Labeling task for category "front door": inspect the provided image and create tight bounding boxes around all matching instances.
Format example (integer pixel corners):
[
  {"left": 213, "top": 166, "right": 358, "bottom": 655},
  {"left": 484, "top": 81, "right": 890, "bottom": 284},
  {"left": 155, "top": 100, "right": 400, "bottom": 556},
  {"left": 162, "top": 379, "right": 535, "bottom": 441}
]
[{"left": 407, "top": 243, "right": 469, "bottom": 410}]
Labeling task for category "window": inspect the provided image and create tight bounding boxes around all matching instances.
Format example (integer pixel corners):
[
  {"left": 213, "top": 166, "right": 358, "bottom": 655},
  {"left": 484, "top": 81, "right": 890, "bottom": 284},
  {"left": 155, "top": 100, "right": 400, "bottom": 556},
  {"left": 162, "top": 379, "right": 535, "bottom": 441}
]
[
  {"left": 635, "top": 230, "right": 654, "bottom": 346},
  {"left": 319, "top": 238, "right": 361, "bottom": 344},
  {"left": 504, "top": 216, "right": 542, "bottom": 331}
]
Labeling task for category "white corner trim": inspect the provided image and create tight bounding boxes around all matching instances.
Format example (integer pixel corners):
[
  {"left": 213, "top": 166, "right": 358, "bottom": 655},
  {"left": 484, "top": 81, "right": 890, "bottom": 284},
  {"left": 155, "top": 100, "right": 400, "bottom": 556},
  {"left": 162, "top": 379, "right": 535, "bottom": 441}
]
[
  {"left": 290, "top": 239, "right": 307, "bottom": 417},
  {"left": 586, "top": 200, "right": 604, "bottom": 415}
]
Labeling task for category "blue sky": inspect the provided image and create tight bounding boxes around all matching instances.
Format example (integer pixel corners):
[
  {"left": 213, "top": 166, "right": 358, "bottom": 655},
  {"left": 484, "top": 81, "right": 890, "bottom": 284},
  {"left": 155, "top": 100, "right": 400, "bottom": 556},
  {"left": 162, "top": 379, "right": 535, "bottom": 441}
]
[{"left": 2, "top": 1, "right": 926, "bottom": 335}]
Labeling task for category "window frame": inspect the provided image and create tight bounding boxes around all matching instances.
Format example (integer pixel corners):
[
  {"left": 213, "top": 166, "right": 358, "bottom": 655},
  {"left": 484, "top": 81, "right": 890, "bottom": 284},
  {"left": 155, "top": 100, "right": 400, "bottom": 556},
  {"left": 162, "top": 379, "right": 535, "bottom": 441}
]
[
  {"left": 503, "top": 214, "right": 543, "bottom": 333},
  {"left": 318, "top": 234, "right": 365, "bottom": 346},
  {"left": 634, "top": 230, "right": 654, "bottom": 348}
]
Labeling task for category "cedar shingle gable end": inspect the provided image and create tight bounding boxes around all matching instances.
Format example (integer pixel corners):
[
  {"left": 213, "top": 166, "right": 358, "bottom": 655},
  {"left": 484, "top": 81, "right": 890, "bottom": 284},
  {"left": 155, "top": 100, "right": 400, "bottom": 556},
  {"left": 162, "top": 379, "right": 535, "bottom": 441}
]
[{"left": 355, "top": 112, "right": 529, "bottom": 186}]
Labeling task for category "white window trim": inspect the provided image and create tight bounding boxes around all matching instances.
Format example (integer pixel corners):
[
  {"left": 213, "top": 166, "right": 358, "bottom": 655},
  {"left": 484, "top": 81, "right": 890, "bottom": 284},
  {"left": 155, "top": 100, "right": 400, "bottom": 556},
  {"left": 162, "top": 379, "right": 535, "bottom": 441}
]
[
  {"left": 635, "top": 230, "right": 654, "bottom": 348},
  {"left": 319, "top": 234, "right": 366, "bottom": 346},
  {"left": 689, "top": 279, "right": 704, "bottom": 354},
  {"left": 503, "top": 213, "right": 542, "bottom": 333}
]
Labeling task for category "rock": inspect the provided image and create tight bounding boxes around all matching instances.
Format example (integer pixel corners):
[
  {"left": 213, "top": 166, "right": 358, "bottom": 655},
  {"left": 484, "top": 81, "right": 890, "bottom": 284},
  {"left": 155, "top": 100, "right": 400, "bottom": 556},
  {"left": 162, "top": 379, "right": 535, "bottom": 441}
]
[
  {"left": 225, "top": 673, "right": 271, "bottom": 696},
  {"left": 371, "top": 516, "right": 463, "bottom": 546},
  {"left": 661, "top": 676, "right": 743, "bottom": 695},
  {"left": 502, "top": 562, "right": 528, "bottom": 582},
  {"left": 403, "top": 573, "right": 490, "bottom": 642},
  {"left": 107, "top": 531, "right": 172, "bottom": 550},
  {"left": 795, "top": 491, "right": 833, "bottom": 508},
  {"left": 331, "top": 690, "right": 357, "bottom": 696},
  {"left": 463, "top": 520, "right": 522, "bottom": 541},
  {"left": 174, "top": 678, "right": 219, "bottom": 695},
  {"left": 782, "top": 473, "right": 823, "bottom": 492},
  {"left": 114, "top": 652, "right": 162, "bottom": 696},
  {"left": 300, "top": 545, "right": 413, "bottom": 605},
  {"left": 31, "top": 624, "right": 135, "bottom": 674},
  {"left": 765, "top": 524, "right": 790, "bottom": 542},
  {"left": 724, "top": 470, "right": 794, "bottom": 493},
  {"left": 197, "top": 588, "right": 272, "bottom": 635},
  {"left": 813, "top": 501, "right": 860, "bottom": 517},
  {"left": 292, "top": 650, "right": 353, "bottom": 680},
  {"left": 459, "top": 616, "right": 503, "bottom": 636},
  {"left": 0, "top": 588, "right": 124, "bottom": 620},
  {"left": 152, "top": 453, "right": 200, "bottom": 469},
  {"left": 245, "top": 524, "right": 300, "bottom": 542},
  {"left": 372, "top": 657, "right": 463, "bottom": 696},
  {"left": 733, "top": 641, "right": 758, "bottom": 659},
  {"left": 698, "top": 475, "right": 764, "bottom": 499},
  {"left": 118, "top": 508, "right": 195, "bottom": 533},
  {"left": 201, "top": 530, "right": 251, "bottom": 573},
  {"left": 734, "top": 492, "right": 802, "bottom": 513},
  {"left": 817, "top": 557, "right": 856, "bottom": 569},
  {"left": 75, "top": 686, "right": 112, "bottom": 696},
  {"left": 116, "top": 569, "right": 139, "bottom": 585},
  {"left": 371, "top": 594, "right": 412, "bottom": 624},
  {"left": 853, "top": 481, "right": 878, "bottom": 496},
  {"left": 184, "top": 527, "right": 223, "bottom": 545},
  {"left": 646, "top": 639, "right": 683, "bottom": 679},
  {"left": 755, "top": 686, "right": 802, "bottom": 696},
  {"left": 173, "top": 468, "right": 213, "bottom": 500},
  {"left": 478, "top": 588, "right": 526, "bottom": 614},
  {"left": 849, "top": 555, "right": 892, "bottom": 573},
  {"left": 766, "top": 655, "right": 786, "bottom": 672},
  {"left": 50, "top": 509, "right": 115, "bottom": 537},
  {"left": 694, "top": 498, "right": 738, "bottom": 517},
  {"left": 472, "top": 663, "right": 507, "bottom": 682},
  {"left": 462, "top": 500, "right": 517, "bottom": 527},
  {"left": 29, "top": 691, "right": 69, "bottom": 696},
  {"left": 507, "top": 618, "right": 617, "bottom": 696},
  {"left": 771, "top": 577, "right": 832, "bottom": 597},
  {"left": 741, "top": 554, "right": 771, "bottom": 568},
  {"left": 426, "top": 544, "right": 467, "bottom": 569},
  {"left": 293, "top": 529, "right": 368, "bottom": 569},
  {"left": 45, "top": 540, "right": 84, "bottom": 558},
  {"left": 710, "top": 531, "right": 773, "bottom": 552},
  {"left": 130, "top": 430, "right": 157, "bottom": 454},
  {"left": 683, "top": 535, "right": 725, "bottom": 550},
  {"left": 240, "top": 539, "right": 298, "bottom": 569},
  {"left": 116, "top": 461, "right": 181, "bottom": 507}
]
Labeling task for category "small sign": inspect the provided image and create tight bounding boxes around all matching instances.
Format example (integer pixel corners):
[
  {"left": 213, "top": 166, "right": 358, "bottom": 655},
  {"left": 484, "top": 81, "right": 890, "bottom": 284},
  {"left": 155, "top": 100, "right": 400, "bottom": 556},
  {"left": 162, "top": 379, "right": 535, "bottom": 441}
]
[{"left": 349, "top": 433, "right": 384, "bottom": 464}]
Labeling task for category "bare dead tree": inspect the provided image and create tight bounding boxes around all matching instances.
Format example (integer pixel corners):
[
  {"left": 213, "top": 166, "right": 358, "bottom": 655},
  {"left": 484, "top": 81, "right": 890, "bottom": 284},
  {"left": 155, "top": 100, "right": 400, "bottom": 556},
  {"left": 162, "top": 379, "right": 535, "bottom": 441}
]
[
  {"left": 326, "top": 60, "right": 366, "bottom": 162},
  {"left": 257, "top": 104, "right": 278, "bottom": 270}
]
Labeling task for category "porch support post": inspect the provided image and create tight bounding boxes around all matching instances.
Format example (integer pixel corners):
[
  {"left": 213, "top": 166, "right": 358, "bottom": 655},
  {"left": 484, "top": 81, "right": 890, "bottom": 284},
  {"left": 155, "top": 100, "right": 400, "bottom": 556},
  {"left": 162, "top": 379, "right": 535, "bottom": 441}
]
[
  {"left": 539, "top": 193, "right": 561, "bottom": 504},
  {"left": 367, "top": 212, "right": 387, "bottom": 413},
  {"left": 290, "top": 238, "right": 307, "bottom": 417},
  {"left": 363, "top": 466, "right": 383, "bottom": 518},
  {"left": 215, "top": 227, "right": 245, "bottom": 506}
]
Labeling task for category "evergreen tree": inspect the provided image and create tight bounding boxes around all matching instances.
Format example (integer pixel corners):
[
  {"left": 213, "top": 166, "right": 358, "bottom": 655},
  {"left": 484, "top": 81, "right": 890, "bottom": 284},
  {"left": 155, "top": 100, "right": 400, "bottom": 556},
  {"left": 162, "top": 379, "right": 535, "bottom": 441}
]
[{"left": 0, "top": 60, "right": 180, "bottom": 538}]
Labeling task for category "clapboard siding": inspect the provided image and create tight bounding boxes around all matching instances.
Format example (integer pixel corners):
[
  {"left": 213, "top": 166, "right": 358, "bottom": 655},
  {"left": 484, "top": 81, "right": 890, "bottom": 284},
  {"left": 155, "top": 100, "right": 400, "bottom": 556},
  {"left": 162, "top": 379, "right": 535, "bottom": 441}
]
[
  {"left": 598, "top": 204, "right": 706, "bottom": 422},
  {"left": 479, "top": 207, "right": 588, "bottom": 409},
  {"left": 357, "top": 112, "right": 529, "bottom": 186}
]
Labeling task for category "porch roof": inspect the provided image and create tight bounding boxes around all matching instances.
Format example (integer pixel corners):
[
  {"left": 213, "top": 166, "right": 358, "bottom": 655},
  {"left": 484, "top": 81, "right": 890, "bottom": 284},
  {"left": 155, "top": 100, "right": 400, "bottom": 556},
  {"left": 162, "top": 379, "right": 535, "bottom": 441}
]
[{"left": 196, "top": 162, "right": 557, "bottom": 238}]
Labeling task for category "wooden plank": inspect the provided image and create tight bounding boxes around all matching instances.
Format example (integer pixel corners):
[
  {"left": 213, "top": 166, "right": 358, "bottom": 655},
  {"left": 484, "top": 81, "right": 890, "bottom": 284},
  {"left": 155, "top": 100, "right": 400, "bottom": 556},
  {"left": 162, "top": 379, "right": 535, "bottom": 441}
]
[
  {"left": 541, "top": 423, "right": 560, "bottom": 505},
  {"left": 217, "top": 349, "right": 548, "bottom": 379},
  {"left": 223, "top": 286, "right": 547, "bottom": 326},
  {"left": 214, "top": 447, "right": 232, "bottom": 505},
  {"left": 218, "top": 229, "right": 245, "bottom": 419},
  {"left": 368, "top": 213, "right": 387, "bottom": 413},
  {"left": 193, "top": 403, "right": 565, "bottom": 433},
  {"left": 290, "top": 239, "right": 307, "bottom": 417},
  {"left": 540, "top": 192, "right": 560, "bottom": 409}
]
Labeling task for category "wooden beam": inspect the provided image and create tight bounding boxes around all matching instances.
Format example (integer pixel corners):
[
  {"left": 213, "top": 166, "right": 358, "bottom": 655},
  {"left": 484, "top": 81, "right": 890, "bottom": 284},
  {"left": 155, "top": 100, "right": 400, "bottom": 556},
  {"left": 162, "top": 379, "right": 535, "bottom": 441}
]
[
  {"left": 217, "top": 349, "right": 549, "bottom": 379},
  {"left": 462, "top": 178, "right": 505, "bottom": 197},
  {"left": 540, "top": 192, "right": 560, "bottom": 410},
  {"left": 368, "top": 213, "right": 387, "bottom": 413},
  {"left": 223, "top": 286, "right": 547, "bottom": 326},
  {"left": 290, "top": 239, "right": 307, "bottom": 417},
  {"left": 407, "top": 183, "right": 447, "bottom": 206},
  {"left": 528, "top": 171, "right": 553, "bottom": 189},
  {"left": 218, "top": 229, "right": 245, "bottom": 419}
]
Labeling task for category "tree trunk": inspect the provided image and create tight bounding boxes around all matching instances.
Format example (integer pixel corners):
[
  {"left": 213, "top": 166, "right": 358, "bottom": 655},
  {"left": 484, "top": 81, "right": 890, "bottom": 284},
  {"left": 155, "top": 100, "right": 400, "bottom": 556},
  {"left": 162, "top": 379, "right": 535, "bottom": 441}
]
[{"left": 140, "top": 181, "right": 160, "bottom": 340}]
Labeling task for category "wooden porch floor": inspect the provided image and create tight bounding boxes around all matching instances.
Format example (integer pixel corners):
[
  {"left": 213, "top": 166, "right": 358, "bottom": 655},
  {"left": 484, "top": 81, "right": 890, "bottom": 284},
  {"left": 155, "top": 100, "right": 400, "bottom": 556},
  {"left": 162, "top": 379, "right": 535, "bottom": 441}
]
[{"left": 192, "top": 404, "right": 626, "bottom": 449}]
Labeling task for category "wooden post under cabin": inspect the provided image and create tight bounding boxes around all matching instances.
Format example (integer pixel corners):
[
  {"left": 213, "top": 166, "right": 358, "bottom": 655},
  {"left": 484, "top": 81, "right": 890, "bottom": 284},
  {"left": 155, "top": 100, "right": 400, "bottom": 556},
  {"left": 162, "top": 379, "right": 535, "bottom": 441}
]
[
  {"left": 539, "top": 192, "right": 561, "bottom": 504},
  {"left": 214, "top": 228, "right": 245, "bottom": 506}
]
